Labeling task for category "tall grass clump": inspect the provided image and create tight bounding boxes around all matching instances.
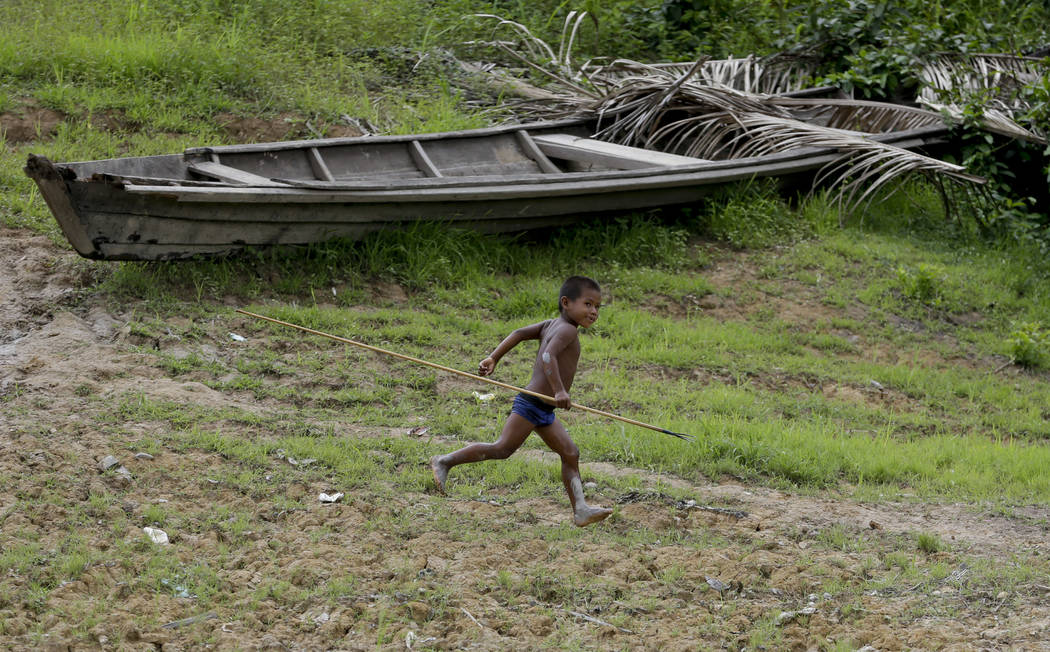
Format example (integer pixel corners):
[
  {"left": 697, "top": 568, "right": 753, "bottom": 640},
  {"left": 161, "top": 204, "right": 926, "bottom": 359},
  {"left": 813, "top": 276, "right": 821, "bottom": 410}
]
[
  {"left": 549, "top": 215, "right": 690, "bottom": 271},
  {"left": 351, "top": 221, "right": 516, "bottom": 289},
  {"left": 694, "top": 180, "right": 811, "bottom": 249}
]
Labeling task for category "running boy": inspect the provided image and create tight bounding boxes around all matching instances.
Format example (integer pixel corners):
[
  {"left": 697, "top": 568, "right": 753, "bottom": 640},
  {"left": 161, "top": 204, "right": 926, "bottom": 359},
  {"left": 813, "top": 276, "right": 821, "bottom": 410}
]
[{"left": 430, "top": 276, "right": 612, "bottom": 527}]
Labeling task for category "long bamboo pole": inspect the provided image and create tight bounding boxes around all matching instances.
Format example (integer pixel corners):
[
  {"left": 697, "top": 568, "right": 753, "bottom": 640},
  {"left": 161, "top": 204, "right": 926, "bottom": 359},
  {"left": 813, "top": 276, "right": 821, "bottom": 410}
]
[{"left": 236, "top": 309, "right": 693, "bottom": 441}]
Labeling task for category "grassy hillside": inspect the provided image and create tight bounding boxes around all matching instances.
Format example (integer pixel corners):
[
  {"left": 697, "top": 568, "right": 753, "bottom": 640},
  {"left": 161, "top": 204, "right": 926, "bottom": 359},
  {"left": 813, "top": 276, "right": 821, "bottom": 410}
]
[{"left": 3, "top": 0, "right": 1050, "bottom": 499}]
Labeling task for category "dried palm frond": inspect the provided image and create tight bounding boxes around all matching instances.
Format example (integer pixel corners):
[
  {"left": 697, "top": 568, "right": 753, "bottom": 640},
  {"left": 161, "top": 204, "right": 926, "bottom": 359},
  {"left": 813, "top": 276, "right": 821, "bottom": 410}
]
[
  {"left": 586, "top": 53, "right": 821, "bottom": 95},
  {"left": 768, "top": 98, "right": 945, "bottom": 133},
  {"left": 579, "top": 77, "right": 984, "bottom": 213},
  {"left": 589, "top": 67, "right": 792, "bottom": 149},
  {"left": 727, "top": 114, "right": 982, "bottom": 215},
  {"left": 919, "top": 53, "right": 1042, "bottom": 101},
  {"left": 921, "top": 101, "right": 1040, "bottom": 141},
  {"left": 917, "top": 52, "right": 1047, "bottom": 142},
  {"left": 465, "top": 12, "right": 599, "bottom": 99}
]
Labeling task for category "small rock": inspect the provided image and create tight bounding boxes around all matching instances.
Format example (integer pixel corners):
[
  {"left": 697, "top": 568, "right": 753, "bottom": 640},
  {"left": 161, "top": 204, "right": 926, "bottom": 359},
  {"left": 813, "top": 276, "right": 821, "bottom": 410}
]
[
  {"left": 706, "top": 577, "right": 727, "bottom": 592},
  {"left": 997, "top": 591, "right": 1008, "bottom": 600},
  {"left": 776, "top": 606, "right": 816, "bottom": 626},
  {"left": 584, "top": 482, "right": 598, "bottom": 490},
  {"left": 143, "top": 527, "right": 169, "bottom": 545},
  {"left": 98, "top": 455, "right": 121, "bottom": 472},
  {"left": 869, "top": 520, "right": 881, "bottom": 529},
  {"left": 134, "top": 452, "right": 154, "bottom": 461}
]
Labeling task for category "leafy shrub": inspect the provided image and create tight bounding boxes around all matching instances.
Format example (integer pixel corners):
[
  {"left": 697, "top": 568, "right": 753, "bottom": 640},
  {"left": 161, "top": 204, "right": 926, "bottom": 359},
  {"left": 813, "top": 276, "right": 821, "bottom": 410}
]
[
  {"left": 1008, "top": 322, "right": 1049, "bottom": 369},
  {"left": 896, "top": 263, "right": 945, "bottom": 306}
]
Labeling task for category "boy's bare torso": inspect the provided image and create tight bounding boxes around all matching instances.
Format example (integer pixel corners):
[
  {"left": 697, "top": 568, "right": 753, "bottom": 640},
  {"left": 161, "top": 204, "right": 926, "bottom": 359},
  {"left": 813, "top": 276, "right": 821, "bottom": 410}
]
[{"left": 526, "top": 318, "right": 580, "bottom": 400}]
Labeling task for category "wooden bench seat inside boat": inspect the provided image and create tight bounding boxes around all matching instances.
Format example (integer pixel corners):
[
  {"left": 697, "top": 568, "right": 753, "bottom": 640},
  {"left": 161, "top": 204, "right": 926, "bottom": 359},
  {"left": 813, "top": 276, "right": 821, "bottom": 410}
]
[
  {"left": 531, "top": 134, "right": 708, "bottom": 170},
  {"left": 187, "top": 161, "right": 287, "bottom": 186}
]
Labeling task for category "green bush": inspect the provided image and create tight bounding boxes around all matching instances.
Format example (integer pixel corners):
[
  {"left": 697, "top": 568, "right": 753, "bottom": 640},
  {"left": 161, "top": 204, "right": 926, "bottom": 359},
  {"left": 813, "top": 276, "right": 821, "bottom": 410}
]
[
  {"left": 896, "top": 263, "right": 945, "bottom": 306},
  {"left": 1008, "top": 322, "right": 1049, "bottom": 369},
  {"left": 916, "top": 531, "right": 945, "bottom": 554}
]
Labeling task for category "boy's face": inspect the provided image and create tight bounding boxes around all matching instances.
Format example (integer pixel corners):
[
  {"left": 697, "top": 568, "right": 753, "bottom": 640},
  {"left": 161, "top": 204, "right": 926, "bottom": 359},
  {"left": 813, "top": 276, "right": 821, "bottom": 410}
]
[{"left": 561, "top": 288, "right": 601, "bottom": 328}]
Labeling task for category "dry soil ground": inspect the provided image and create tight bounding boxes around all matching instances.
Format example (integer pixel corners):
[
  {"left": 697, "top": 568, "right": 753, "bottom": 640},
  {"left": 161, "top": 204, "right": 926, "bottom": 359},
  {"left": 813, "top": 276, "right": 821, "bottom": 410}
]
[{"left": 2, "top": 227, "right": 1050, "bottom": 651}]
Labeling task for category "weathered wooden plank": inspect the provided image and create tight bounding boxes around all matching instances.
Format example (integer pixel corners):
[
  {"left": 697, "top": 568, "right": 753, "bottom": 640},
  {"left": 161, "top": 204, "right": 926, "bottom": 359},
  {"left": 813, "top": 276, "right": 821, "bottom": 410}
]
[
  {"left": 515, "top": 130, "right": 562, "bottom": 173},
  {"left": 307, "top": 148, "right": 335, "bottom": 182},
  {"left": 184, "top": 118, "right": 592, "bottom": 155},
  {"left": 532, "top": 134, "right": 708, "bottom": 169},
  {"left": 409, "top": 141, "right": 443, "bottom": 178},
  {"left": 187, "top": 161, "right": 287, "bottom": 186}
]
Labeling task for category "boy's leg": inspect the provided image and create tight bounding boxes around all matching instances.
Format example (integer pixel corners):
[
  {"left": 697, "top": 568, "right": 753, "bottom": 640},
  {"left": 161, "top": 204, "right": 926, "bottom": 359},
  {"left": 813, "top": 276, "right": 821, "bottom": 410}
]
[
  {"left": 535, "top": 419, "right": 612, "bottom": 527},
  {"left": 430, "top": 413, "right": 534, "bottom": 493}
]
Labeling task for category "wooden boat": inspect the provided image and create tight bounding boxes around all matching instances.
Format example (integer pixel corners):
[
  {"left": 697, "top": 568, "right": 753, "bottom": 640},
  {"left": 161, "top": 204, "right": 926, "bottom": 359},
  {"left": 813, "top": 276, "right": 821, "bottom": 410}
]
[{"left": 25, "top": 118, "right": 950, "bottom": 261}]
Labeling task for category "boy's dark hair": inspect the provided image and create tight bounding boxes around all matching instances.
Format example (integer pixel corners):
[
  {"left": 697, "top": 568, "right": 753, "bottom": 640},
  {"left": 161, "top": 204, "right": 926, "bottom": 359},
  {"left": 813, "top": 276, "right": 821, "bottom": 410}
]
[{"left": 558, "top": 276, "right": 601, "bottom": 312}]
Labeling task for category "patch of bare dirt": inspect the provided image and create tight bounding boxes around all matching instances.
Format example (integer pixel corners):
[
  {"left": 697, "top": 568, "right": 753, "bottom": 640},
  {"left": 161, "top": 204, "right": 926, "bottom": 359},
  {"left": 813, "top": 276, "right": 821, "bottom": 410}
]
[
  {"left": 2, "top": 229, "right": 1050, "bottom": 650},
  {"left": 0, "top": 100, "right": 64, "bottom": 143},
  {"left": 214, "top": 112, "right": 365, "bottom": 143}
]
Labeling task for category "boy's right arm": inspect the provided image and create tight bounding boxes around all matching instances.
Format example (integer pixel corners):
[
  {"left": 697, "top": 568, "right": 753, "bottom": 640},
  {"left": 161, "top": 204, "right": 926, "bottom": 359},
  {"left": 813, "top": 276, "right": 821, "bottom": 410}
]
[{"left": 478, "top": 321, "right": 546, "bottom": 376}]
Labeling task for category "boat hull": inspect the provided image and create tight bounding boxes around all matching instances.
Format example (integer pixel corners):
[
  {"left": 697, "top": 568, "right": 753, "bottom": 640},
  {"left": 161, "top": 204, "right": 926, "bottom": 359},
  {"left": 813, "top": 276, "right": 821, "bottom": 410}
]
[{"left": 25, "top": 120, "right": 950, "bottom": 261}]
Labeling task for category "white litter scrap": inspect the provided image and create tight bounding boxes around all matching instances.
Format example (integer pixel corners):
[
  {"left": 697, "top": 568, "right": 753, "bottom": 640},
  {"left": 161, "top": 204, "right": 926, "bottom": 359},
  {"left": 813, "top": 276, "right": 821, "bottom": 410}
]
[
  {"left": 472, "top": 391, "right": 495, "bottom": 402},
  {"left": 319, "top": 492, "right": 344, "bottom": 503},
  {"left": 143, "top": 527, "right": 169, "bottom": 545},
  {"left": 228, "top": 332, "right": 246, "bottom": 342}
]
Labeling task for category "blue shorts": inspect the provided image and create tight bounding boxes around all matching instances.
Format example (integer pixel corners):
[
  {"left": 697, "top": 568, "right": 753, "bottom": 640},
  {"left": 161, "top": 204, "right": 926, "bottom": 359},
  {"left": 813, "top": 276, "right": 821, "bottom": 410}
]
[{"left": 512, "top": 393, "right": 556, "bottom": 427}]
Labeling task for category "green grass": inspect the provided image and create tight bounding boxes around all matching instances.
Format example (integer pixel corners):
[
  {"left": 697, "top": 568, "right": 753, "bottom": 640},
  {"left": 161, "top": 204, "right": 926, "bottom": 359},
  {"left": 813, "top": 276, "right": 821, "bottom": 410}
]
[{"left": 39, "top": 182, "right": 1041, "bottom": 506}]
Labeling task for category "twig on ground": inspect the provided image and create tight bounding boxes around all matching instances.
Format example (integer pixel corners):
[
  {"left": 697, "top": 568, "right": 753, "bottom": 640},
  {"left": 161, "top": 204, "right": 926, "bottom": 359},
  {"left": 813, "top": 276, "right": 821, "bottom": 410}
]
[
  {"left": 461, "top": 607, "right": 485, "bottom": 629},
  {"left": 566, "top": 609, "right": 634, "bottom": 633}
]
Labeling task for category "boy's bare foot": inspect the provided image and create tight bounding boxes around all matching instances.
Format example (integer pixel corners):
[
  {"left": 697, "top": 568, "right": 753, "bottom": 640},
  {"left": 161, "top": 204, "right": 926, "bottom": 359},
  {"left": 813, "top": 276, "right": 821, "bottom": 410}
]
[
  {"left": 573, "top": 504, "right": 612, "bottom": 527},
  {"left": 430, "top": 455, "right": 448, "bottom": 493}
]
